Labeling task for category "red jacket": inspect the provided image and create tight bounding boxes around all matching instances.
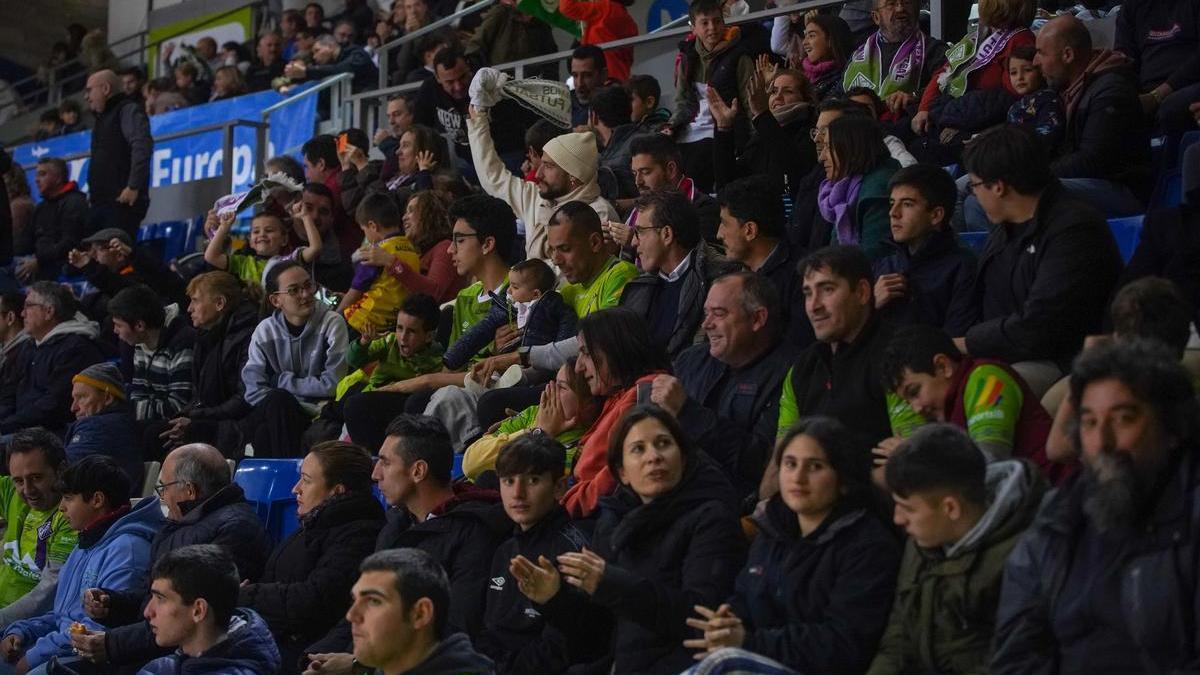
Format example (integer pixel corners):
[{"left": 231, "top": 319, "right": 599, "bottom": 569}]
[
  {"left": 919, "top": 30, "right": 1034, "bottom": 112},
  {"left": 558, "top": 0, "right": 639, "bottom": 81},
  {"left": 562, "top": 372, "right": 660, "bottom": 518}
]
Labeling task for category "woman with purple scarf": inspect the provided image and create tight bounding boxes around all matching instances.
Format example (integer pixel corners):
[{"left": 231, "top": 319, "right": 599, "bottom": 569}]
[{"left": 817, "top": 114, "right": 899, "bottom": 261}]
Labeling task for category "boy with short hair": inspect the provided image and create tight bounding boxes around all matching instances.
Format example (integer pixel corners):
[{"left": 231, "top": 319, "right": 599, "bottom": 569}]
[
  {"left": 442, "top": 258, "right": 577, "bottom": 373},
  {"left": 107, "top": 284, "right": 196, "bottom": 424},
  {"left": 0, "top": 455, "right": 161, "bottom": 673},
  {"left": 868, "top": 424, "right": 1045, "bottom": 675},
  {"left": 873, "top": 164, "right": 978, "bottom": 336},
  {"left": 339, "top": 193, "right": 422, "bottom": 334},
  {"left": 339, "top": 293, "right": 445, "bottom": 399},
  {"left": 477, "top": 435, "right": 607, "bottom": 673},
  {"left": 1004, "top": 44, "right": 1063, "bottom": 149},
  {"left": 204, "top": 208, "right": 322, "bottom": 288},
  {"left": 140, "top": 544, "right": 280, "bottom": 674},
  {"left": 881, "top": 324, "right": 1061, "bottom": 480},
  {"left": 627, "top": 74, "right": 670, "bottom": 134}
]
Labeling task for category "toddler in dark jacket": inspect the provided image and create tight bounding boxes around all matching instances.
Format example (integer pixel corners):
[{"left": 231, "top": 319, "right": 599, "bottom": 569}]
[
  {"left": 1005, "top": 45, "right": 1063, "bottom": 150},
  {"left": 442, "top": 258, "right": 577, "bottom": 371}
]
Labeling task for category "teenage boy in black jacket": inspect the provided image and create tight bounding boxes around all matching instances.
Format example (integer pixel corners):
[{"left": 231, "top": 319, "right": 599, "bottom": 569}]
[{"left": 480, "top": 435, "right": 613, "bottom": 674}]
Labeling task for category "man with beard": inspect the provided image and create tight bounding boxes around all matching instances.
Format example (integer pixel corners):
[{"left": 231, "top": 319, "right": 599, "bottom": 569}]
[
  {"left": 991, "top": 338, "right": 1200, "bottom": 674},
  {"left": 841, "top": 0, "right": 946, "bottom": 120}
]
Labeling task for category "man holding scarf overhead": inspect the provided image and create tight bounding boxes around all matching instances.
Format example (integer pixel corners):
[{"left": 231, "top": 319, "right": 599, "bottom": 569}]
[{"left": 842, "top": 0, "right": 947, "bottom": 121}]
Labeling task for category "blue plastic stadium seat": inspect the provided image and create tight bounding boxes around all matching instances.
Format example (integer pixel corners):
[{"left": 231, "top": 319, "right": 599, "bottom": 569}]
[
  {"left": 959, "top": 231, "right": 989, "bottom": 254},
  {"left": 943, "top": 164, "right": 960, "bottom": 178},
  {"left": 1107, "top": 215, "right": 1144, "bottom": 264},
  {"left": 452, "top": 453, "right": 464, "bottom": 482},
  {"left": 234, "top": 459, "right": 303, "bottom": 545}
]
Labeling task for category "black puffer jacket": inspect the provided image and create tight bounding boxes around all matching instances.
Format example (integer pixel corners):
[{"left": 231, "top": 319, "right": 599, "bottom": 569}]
[
  {"left": 239, "top": 492, "right": 384, "bottom": 666},
  {"left": 713, "top": 108, "right": 817, "bottom": 194},
  {"left": 732, "top": 497, "right": 900, "bottom": 674},
  {"left": 589, "top": 454, "right": 746, "bottom": 674},
  {"left": 104, "top": 485, "right": 272, "bottom": 667}
]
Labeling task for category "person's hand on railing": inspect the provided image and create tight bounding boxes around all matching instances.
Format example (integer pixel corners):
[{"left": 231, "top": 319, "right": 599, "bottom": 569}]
[{"left": 284, "top": 61, "right": 307, "bottom": 80}]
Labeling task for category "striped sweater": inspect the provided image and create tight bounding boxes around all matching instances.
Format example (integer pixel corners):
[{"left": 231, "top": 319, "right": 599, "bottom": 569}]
[{"left": 130, "top": 305, "right": 195, "bottom": 422}]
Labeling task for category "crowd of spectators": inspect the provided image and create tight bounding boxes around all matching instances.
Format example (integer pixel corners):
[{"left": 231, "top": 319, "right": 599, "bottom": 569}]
[{"left": 0, "top": 0, "right": 1199, "bottom": 674}]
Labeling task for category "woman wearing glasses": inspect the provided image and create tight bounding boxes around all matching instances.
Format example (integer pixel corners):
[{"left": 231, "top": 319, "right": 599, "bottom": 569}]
[{"left": 241, "top": 261, "right": 349, "bottom": 458}]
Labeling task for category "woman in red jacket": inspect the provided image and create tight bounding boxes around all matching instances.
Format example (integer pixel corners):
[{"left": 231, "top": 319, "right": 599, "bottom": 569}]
[
  {"left": 908, "top": 0, "right": 1035, "bottom": 163},
  {"left": 552, "top": 307, "right": 671, "bottom": 518},
  {"left": 558, "top": 0, "right": 640, "bottom": 81}
]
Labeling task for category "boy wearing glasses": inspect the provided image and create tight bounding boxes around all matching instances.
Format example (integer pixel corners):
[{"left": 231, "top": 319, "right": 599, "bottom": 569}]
[{"left": 241, "top": 261, "right": 348, "bottom": 458}]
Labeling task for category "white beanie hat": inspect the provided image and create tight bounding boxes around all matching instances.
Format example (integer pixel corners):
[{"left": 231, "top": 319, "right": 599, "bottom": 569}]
[{"left": 542, "top": 132, "right": 598, "bottom": 185}]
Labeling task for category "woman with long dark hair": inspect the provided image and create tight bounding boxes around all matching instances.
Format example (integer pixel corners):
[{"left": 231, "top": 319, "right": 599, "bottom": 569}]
[{"left": 818, "top": 114, "right": 899, "bottom": 261}]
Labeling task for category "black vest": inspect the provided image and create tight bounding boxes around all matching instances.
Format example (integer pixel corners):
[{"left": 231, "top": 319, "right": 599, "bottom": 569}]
[
  {"left": 89, "top": 93, "right": 146, "bottom": 202},
  {"left": 680, "top": 36, "right": 750, "bottom": 106}
]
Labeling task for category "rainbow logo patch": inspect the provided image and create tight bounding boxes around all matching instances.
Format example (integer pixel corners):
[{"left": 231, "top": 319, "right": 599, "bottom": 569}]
[{"left": 974, "top": 375, "right": 1005, "bottom": 409}]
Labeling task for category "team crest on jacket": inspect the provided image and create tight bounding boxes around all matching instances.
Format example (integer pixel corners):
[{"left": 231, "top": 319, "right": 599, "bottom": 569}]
[{"left": 489, "top": 576, "right": 506, "bottom": 591}]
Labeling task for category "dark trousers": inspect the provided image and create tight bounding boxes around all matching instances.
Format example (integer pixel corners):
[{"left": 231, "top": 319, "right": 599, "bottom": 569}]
[
  {"left": 88, "top": 199, "right": 149, "bottom": 238},
  {"left": 342, "top": 390, "right": 411, "bottom": 452},
  {"left": 240, "top": 389, "right": 312, "bottom": 458},
  {"left": 678, "top": 138, "right": 715, "bottom": 195}
]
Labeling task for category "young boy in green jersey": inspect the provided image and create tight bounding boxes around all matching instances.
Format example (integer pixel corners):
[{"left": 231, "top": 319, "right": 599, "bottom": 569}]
[{"left": 879, "top": 324, "right": 1061, "bottom": 481}]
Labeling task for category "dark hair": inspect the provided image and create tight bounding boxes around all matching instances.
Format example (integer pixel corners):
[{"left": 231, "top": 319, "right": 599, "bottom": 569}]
[
  {"left": 689, "top": 0, "right": 725, "bottom": 19},
  {"left": 577, "top": 307, "right": 671, "bottom": 391},
  {"left": 39, "top": 110, "right": 62, "bottom": 125},
  {"left": 549, "top": 200, "right": 603, "bottom": 237},
  {"left": 885, "top": 424, "right": 988, "bottom": 506},
  {"left": 1069, "top": 338, "right": 1200, "bottom": 449},
  {"left": 416, "top": 31, "right": 452, "bottom": 59},
  {"left": 398, "top": 293, "right": 441, "bottom": 332},
  {"left": 448, "top": 194, "right": 518, "bottom": 265},
  {"left": 306, "top": 2, "right": 326, "bottom": 17},
  {"left": 625, "top": 74, "right": 661, "bottom": 105},
  {"left": 341, "top": 128, "right": 370, "bottom": 154},
  {"left": 569, "top": 45, "right": 606, "bottom": 72},
  {"left": 844, "top": 86, "right": 884, "bottom": 116},
  {"left": 887, "top": 163, "right": 958, "bottom": 226},
  {"left": 776, "top": 416, "right": 874, "bottom": 510},
  {"left": 629, "top": 133, "right": 682, "bottom": 170},
  {"left": 589, "top": 85, "right": 632, "bottom": 128},
  {"left": 0, "top": 291, "right": 24, "bottom": 319},
  {"left": 605, "top": 405, "right": 694, "bottom": 480},
  {"left": 359, "top": 548, "right": 451, "bottom": 639},
  {"left": 356, "top": 192, "right": 402, "bottom": 232},
  {"left": 961, "top": 125, "right": 1053, "bottom": 196},
  {"left": 301, "top": 135, "right": 339, "bottom": 171},
  {"left": 433, "top": 45, "right": 467, "bottom": 73},
  {"left": 804, "top": 14, "right": 854, "bottom": 66},
  {"left": 1109, "top": 278, "right": 1194, "bottom": 359},
  {"left": 151, "top": 544, "right": 241, "bottom": 627},
  {"left": 717, "top": 175, "right": 785, "bottom": 240},
  {"left": 634, "top": 189, "right": 700, "bottom": 249},
  {"left": 817, "top": 97, "right": 873, "bottom": 117},
  {"left": 400, "top": 124, "right": 449, "bottom": 169},
  {"left": 264, "top": 259, "right": 307, "bottom": 295},
  {"left": 58, "top": 99, "right": 81, "bottom": 116},
  {"left": 525, "top": 119, "right": 565, "bottom": 155},
  {"left": 266, "top": 155, "right": 306, "bottom": 185},
  {"left": 60, "top": 455, "right": 131, "bottom": 508},
  {"left": 303, "top": 181, "right": 335, "bottom": 205},
  {"left": 118, "top": 65, "right": 146, "bottom": 81},
  {"left": 175, "top": 61, "right": 199, "bottom": 80},
  {"left": 797, "top": 245, "right": 873, "bottom": 289},
  {"left": 108, "top": 285, "right": 166, "bottom": 330},
  {"left": 383, "top": 415, "right": 453, "bottom": 485},
  {"left": 1008, "top": 44, "right": 1037, "bottom": 63},
  {"left": 511, "top": 258, "right": 557, "bottom": 294},
  {"left": 825, "top": 114, "right": 888, "bottom": 179},
  {"left": 308, "top": 441, "right": 374, "bottom": 494},
  {"left": 880, "top": 324, "right": 963, "bottom": 391},
  {"left": 496, "top": 433, "right": 567, "bottom": 478},
  {"left": 7, "top": 428, "right": 67, "bottom": 470}
]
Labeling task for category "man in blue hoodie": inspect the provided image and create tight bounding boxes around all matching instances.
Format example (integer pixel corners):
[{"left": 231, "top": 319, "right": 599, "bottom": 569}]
[
  {"left": 0, "top": 455, "right": 161, "bottom": 674},
  {"left": 137, "top": 545, "right": 279, "bottom": 675}
]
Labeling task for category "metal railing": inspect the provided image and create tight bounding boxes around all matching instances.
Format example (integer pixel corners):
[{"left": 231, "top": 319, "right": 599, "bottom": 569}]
[
  {"left": 346, "top": 0, "right": 851, "bottom": 132},
  {"left": 50, "top": 118, "right": 268, "bottom": 194},
  {"left": 13, "top": 0, "right": 269, "bottom": 111},
  {"left": 261, "top": 72, "right": 354, "bottom": 134},
  {"left": 375, "top": 0, "right": 497, "bottom": 89}
]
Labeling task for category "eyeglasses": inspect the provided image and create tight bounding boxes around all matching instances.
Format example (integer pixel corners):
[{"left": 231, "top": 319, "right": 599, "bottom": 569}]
[
  {"left": 809, "top": 126, "right": 829, "bottom": 141},
  {"left": 154, "top": 480, "right": 183, "bottom": 497},
  {"left": 450, "top": 232, "right": 481, "bottom": 245},
  {"left": 966, "top": 179, "right": 992, "bottom": 191},
  {"left": 632, "top": 224, "right": 663, "bottom": 237},
  {"left": 272, "top": 280, "right": 315, "bottom": 297}
]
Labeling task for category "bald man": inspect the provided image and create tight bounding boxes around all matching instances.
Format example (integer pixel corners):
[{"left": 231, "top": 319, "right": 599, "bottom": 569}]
[
  {"left": 84, "top": 68, "right": 153, "bottom": 237},
  {"left": 1035, "top": 15, "right": 1148, "bottom": 214},
  {"left": 69, "top": 443, "right": 269, "bottom": 669}
]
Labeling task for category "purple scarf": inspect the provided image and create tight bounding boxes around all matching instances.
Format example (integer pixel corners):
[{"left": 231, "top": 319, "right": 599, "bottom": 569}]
[{"left": 818, "top": 175, "right": 864, "bottom": 246}]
